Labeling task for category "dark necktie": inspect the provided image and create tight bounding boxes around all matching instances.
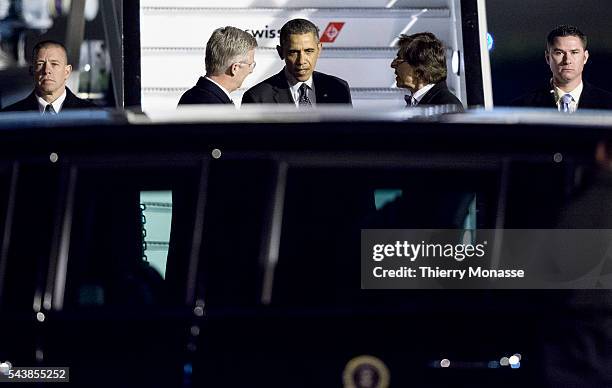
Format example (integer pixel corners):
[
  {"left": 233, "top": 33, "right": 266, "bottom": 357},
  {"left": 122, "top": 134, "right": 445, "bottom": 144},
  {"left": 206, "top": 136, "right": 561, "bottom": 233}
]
[
  {"left": 560, "top": 93, "right": 573, "bottom": 113},
  {"left": 404, "top": 95, "right": 417, "bottom": 107},
  {"left": 298, "top": 84, "right": 312, "bottom": 108},
  {"left": 44, "top": 104, "right": 57, "bottom": 115}
]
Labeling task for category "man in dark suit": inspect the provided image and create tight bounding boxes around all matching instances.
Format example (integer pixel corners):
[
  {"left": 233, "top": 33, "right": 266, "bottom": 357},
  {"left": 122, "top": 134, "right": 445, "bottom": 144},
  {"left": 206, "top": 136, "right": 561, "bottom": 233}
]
[
  {"left": 2, "top": 40, "right": 96, "bottom": 113},
  {"left": 512, "top": 25, "right": 612, "bottom": 111},
  {"left": 242, "top": 18, "right": 351, "bottom": 106},
  {"left": 178, "top": 26, "right": 257, "bottom": 106},
  {"left": 391, "top": 32, "right": 463, "bottom": 112}
]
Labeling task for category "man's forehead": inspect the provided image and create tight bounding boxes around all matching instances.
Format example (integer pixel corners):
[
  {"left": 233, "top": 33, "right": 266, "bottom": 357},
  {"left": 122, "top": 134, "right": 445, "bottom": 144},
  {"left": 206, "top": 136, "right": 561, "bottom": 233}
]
[
  {"left": 550, "top": 36, "right": 585, "bottom": 50},
  {"left": 35, "top": 46, "right": 67, "bottom": 61},
  {"left": 286, "top": 32, "right": 319, "bottom": 46}
]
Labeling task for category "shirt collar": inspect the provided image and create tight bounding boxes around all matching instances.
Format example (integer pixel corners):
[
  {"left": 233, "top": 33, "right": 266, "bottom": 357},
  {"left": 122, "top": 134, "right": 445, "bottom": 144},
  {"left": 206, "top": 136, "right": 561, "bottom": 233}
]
[
  {"left": 284, "top": 68, "right": 315, "bottom": 106},
  {"left": 36, "top": 88, "right": 67, "bottom": 114},
  {"left": 411, "top": 83, "right": 436, "bottom": 104},
  {"left": 205, "top": 76, "right": 233, "bottom": 102},
  {"left": 552, "top": 81, "right": 583, "bottom": 105}
]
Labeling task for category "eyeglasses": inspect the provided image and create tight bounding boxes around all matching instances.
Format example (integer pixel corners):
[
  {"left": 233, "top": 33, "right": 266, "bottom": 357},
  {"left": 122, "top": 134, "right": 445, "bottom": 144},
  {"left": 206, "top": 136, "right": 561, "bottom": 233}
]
[
  {"left": 391, "top": 58, "right": 408, "bottom": 66},
  {"left": 238, "top": 61, "right": 256, "bottom": 70}
]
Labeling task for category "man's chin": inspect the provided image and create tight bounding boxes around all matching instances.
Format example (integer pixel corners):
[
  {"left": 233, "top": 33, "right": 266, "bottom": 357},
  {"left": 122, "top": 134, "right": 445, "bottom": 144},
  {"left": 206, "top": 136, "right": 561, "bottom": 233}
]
[
  {"left": 557, "top": 71, "right": 578, "bottom": 80},
  {"left": 293, "top": 73, "right": 311, "bottom": 82},
  {"left": 555, "top": 76, "right": 577, "bottom": 85},
  {"left": 36, "top": 87, "right": 58, "bottom": 96}
]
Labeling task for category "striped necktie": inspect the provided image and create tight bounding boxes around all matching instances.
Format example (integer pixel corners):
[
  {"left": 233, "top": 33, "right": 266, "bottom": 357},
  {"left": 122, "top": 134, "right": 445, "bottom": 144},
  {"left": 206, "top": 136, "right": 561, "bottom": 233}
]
[
  {"left": 560, "top": 93, "right": 573, "bottom": 113},
  {"left": 44, "top": 104, "right": 57, "bottom": 115}
]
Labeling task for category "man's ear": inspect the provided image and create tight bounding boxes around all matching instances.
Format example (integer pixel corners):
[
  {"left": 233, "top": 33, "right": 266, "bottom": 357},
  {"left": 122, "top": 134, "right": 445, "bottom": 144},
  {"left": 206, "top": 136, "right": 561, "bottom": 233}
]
[
  {"left": 584, "top": 49, "right": 590, "bottom": 64},
  {"left": 229, "top": 62, "right": 239, "bottom": 76},
  {"left": 65, "top": 64, "right": 72, "bottom": 78},
  {"left": 544, "top": 50, "right": 550, "bottom": 65},
  {"left": 276, "top": 45, "right": 284, "bottom": 60}
]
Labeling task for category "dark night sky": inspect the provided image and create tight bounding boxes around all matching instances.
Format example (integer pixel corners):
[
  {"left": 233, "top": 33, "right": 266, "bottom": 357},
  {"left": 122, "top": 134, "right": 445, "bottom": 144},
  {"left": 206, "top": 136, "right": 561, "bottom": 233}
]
[{"left": 486, "top": 0, "right": 612, "bottom": 105}]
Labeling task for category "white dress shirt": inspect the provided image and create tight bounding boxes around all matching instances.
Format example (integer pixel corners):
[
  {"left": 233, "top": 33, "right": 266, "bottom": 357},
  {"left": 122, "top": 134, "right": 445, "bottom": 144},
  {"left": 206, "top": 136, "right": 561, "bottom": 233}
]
[
  {"left": 411, "top": 83, "right": 436, "bottom": 105},
  {"left": 36, "top": 89, "right": 67, "bottom": 114},
  {"left": 553, "top": 82, "right": 583, "bottom": 113},
  {"left": 285, "top": 68, "right": 316, "bottom": 107}
]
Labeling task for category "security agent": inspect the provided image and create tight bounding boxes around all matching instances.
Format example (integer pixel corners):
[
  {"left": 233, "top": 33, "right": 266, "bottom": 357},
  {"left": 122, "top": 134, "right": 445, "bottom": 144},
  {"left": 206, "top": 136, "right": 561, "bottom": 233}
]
[
  {"left": 2, "top": 40, "right": 97, "bottom": 114},
  {"left": 241, "top": 18, "right": 352, "bottom": 107},
  {"left": 390, "top": 32, "right": 463, "bottom": 112},
  {"left": 512, "top": 24, "right": 612, "bottom": 112},
  {"left": 178, "top": 26, "right": 257, "bottom": 106}
]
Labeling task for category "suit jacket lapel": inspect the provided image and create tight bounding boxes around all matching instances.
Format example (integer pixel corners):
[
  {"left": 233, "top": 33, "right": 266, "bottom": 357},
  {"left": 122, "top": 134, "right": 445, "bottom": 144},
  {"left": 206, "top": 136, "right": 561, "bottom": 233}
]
[
  {"left": 418, "top": 82, "right": 444, "bottom": 105},
  {"left": 64, "top": 88, "right": 79, "bottom": 108},
  {"left": 25, "top": 92, "right": 39, "bottom": 110},
  {"left": 578, "top": 82, "right": 594, "bottom": 108},
  {"left": 273, "top": 87, "right": 292, "bottom": 103},
  {"left": 271, "top": 70, "right": 293, "bottom": 103},
  {"left": 313, "top": 72, "right": 330, "bottom": 103}
]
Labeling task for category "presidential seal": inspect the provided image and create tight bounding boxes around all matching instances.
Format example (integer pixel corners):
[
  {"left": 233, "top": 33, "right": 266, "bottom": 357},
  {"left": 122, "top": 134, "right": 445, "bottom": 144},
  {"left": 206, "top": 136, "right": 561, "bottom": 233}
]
[{"left": 342, "top": 355, "right": 389, "bottom": 388}]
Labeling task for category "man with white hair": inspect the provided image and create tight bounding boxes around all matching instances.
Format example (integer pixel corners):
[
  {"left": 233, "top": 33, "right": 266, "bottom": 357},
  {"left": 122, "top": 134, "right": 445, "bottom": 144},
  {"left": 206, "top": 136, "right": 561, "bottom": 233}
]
[{"left": 178, "top": 26, "right": 257, "bottom": 105}]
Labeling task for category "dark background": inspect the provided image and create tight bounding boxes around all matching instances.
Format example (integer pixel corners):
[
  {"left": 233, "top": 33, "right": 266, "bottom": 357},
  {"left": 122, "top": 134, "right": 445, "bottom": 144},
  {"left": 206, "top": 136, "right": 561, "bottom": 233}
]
[{"left": 486, "top": 0, "right": 612, "bottom": 106}]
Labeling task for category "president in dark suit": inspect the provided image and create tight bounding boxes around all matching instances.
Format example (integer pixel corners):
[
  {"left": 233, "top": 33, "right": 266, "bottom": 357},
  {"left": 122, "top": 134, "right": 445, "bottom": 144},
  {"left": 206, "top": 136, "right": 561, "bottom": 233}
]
[
  {"left": 391, "top": 32, "right": 463, "bottom": 112},
  {"left": 512, "top": 25, "right": 612, "bottom": 111},
  {"left": 242, "top": 18, "right": 351, "bottom": 107},
  {"left": 2, "top": 40, "right": 96, "bottom": 113},
  {"left": 179, "top": 26, "right": 257, "bottom": 106}
]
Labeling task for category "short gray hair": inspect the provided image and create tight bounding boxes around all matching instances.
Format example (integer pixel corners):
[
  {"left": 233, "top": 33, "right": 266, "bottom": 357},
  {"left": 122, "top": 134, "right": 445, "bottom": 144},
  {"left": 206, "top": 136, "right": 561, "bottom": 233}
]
[{"left": 205, "top": 26, "right": 257, "bottom": 76}]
